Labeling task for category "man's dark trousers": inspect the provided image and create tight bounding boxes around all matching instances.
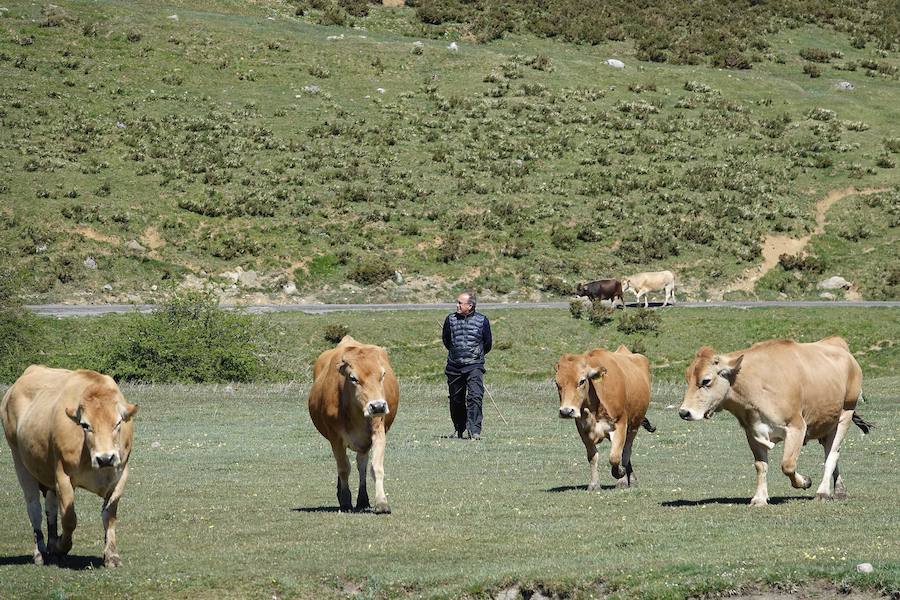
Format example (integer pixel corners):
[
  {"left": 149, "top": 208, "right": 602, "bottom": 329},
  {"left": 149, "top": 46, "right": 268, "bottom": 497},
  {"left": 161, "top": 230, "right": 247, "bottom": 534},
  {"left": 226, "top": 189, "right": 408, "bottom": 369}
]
[{"left": 448, "top": 367, "right": 484, "bottom": 436}]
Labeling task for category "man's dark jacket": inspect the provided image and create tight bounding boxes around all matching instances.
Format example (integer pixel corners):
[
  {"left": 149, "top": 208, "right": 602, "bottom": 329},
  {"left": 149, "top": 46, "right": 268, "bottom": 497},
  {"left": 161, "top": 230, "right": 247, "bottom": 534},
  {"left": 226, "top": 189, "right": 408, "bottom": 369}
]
[{"left": 442, "top": 311, "right": 492, "bottom": 374}]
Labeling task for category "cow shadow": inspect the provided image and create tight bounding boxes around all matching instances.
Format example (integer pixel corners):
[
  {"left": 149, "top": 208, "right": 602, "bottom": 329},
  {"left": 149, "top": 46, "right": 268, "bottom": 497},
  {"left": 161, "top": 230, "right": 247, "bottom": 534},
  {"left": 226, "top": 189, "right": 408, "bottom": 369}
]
[
  {"left": 662, "top": 496, "right": 812, "bottom": 507},
  {"left": 623, "top": 301, "right": 669, "bottom": 309},
  {"left": 291, "top": 506, "right": 342, "bottom": 513},
  {"left": 0, "top": 554, "right": 104, "bottom": 570},
  {"left": 544, "top": 484, "right": 617, "bottom": 493}
]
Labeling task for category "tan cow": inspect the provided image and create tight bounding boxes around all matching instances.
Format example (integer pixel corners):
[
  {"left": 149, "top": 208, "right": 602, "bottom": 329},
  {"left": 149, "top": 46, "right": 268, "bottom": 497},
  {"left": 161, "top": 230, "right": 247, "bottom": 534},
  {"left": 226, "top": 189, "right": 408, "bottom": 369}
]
[
  {"left": 679, "top": 337, "right": 872, "bottom": 506},
  {"left": 308, "top": 336, "right": 399, "bottom": 513},
  {"left": 1, "top": 365, "right": 138, "bottom": 567},
  {"left": 554, "top": 346, "right": 655, "bottom": 489},
  {"left": 622, "top": 270, "right": 676, "bottom": 307}
]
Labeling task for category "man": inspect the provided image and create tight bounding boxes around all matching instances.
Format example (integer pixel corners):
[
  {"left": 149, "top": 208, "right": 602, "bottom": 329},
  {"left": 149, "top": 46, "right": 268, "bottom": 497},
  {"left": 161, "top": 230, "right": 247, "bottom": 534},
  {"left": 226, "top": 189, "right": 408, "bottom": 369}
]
[{"left": 442, "top": 291, "right": 492, "bottom": 440}]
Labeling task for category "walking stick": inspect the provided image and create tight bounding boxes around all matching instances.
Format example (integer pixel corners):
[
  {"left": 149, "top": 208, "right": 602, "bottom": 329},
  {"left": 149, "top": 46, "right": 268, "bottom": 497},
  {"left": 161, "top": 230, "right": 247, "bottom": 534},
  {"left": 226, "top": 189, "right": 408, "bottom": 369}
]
[{"left": 484, "top": 384, "right": 509, "bottom": 427}]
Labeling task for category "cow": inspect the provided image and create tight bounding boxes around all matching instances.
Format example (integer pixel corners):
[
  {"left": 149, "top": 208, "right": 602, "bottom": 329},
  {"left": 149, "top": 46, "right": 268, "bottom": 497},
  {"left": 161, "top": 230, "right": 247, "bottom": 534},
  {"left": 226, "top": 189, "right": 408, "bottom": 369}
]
[
  {"left": 575, "top": 279, "right": 624, "bottom": 307},
  {"left": 678, "top": 337, "right": 872, "bottom": 506},
  {"left": 308, "top": 336, "right": 399, "bottom": 513},
  {"left": 554, "top": 346, "right": 655, "bottom": 490},
  {"left": 1, "top": 365, "right": 138, "bottom": 567},
  {"left": 621, "top": 270, "right": 676, "bottom": 307}
]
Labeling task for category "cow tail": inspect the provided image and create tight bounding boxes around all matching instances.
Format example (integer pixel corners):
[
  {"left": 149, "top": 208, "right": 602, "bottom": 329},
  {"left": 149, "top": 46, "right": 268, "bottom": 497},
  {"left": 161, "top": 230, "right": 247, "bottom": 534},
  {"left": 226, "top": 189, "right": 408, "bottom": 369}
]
[
  {"left": 851, "top": 412, "right": 873, "bottom": 434},
  {"left": 641, "top": 417, "right": 656, "bottom": 433}
]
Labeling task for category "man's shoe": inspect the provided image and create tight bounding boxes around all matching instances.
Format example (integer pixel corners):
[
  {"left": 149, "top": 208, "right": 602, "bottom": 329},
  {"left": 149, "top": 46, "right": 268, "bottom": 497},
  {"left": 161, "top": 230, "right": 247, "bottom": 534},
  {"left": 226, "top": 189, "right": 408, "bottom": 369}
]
[
  {"left": 445, "top": 430, "right": 463, "bottom": 439},
  {"left": 470, "top": 432, "right": 481, "bottom": 441},
  {"left": 461, "top": 430, "right": 471, "bottom": 439}
]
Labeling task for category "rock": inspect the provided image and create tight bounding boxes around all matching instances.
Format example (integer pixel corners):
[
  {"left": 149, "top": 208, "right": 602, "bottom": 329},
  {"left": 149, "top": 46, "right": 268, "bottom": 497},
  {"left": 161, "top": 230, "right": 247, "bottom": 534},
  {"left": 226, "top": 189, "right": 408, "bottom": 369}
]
[
  {"left": 237, "top": 269, "right": 259, "bottom": 288},
  {"left": 819, "top": 292, "right": 836, "bottom": 300},
  {"left": 151, "top": 441, "right": 161, "bottom": 449},
  {"left": 448, "top": 41, "right": 458, "bottom": 52},
  {"left": 167, "top": 14, "right": 178, "bottom": 21},
  {"left": 604, "top": 58, "right": 625, "bottom": 68},
  {"left": 414, "top": 41, "right": 424, "bottom": 48},
  {"left": 102, "top": 284, "right": 112, "bottom": 292},
  {"left": 856, "top": 562, "right": 874, "bottom": 573},
  {"left": 180, "top": 273, "right": 206, "bottom": 291},
  {"left": 283, "top": 282, "right": 298, "bottom": 296},
  {"left": 84, "top": 257, "right": 97, "bottom": 270},
  {"left": 837, "top": 81, "right": 854, "bottom": 91},
  {"left": 36, "top": 244, "right": 47, "bottom": 253},
  {"left": 125, "top": 239, "right": 146, "bottom": 252},
  {"left": 302, "top": 84, "right": 320, "bottom": 94},
  {"left": 394, "top": 271, "right": 404, "bottom": 285},
  {"left": 818, "top": 276, "right": 852, "bottom": 290},
  {"left": 495, "top": 586, "right": 520, "bottom": 600},
  {"left": 376, "top": 87, "right": 385, "bottom": 94}
]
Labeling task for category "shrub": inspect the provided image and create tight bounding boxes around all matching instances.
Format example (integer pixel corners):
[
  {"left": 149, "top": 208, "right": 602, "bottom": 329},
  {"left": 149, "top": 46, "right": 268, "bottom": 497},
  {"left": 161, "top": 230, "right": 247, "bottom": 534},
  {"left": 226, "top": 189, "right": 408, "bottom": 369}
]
[
  {"left": 617, "top": 308, "right": 661, "bottom": 335},
  {"left": 99, "top": 292, "right": 269, "bottom": 383},
  {"left": 542, "top": 275, "right": 571, "bottom": 296},
  {"left": 349, "top": 256, "right": 394, "bottom": 285},
  {"left": 778, "top": 253, "right": 825, "bottom": 273},
  {"left": 0, "top": 271, "right": 45, "bottom": 384},
  {"left": 799, "top": 48, "right": 832, "bottom": 63},
  {"left": 569, "top": 298, "right": 584, "bottom": 319},
  {"left": 588, "top": 300, "right": 615, "bottom": 327},
  {"left": 323, "top": 323, "right": 350, "bottom": 343}
]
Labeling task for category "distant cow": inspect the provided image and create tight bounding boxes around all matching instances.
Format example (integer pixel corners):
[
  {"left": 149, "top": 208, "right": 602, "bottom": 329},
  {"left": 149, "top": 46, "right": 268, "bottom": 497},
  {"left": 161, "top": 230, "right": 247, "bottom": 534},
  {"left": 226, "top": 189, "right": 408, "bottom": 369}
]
[
  {"left": 575, "top": 279, "right": 624, "bottom": 307},
  {"left": 308, "top": 336, "right": 399, "bottom": 513},
  {"left": 622, "top": 270, "right": 676, "bottom": 307},
  {"left": 679, "top": 337, "right": 872, "bottom": 506},
  {"left": 1, "top": 366, "right": 138, "bottom": 567},
  {"left": 554, "top": 346, "right": 655, "bottom": 489}
]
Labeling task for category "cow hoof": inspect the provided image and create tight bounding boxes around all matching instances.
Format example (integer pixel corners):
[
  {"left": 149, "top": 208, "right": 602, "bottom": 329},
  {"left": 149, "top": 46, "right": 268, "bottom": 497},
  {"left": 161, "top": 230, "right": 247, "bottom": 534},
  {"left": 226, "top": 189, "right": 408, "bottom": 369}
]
[
  {"left": 104, "top": 553, "right": 122, "bottom": 568},
  {"left": 814, "top": 492, "right": 832, "bottom": 501},
  {"left": 749, "top": 496, "right": 769, "bottom": 507},
  {"left": 32, "top": 550, "right": 44, "bottom": 566},
  {"left": 833, "top": 490, "right": 848, "bottom": 501},
  {"left": 587, "top": 482, "right": 598, "bottom": 492},
  {"left": 355, "top": 502, "right": 371, "bottom": 512},
  {"left": 797, "top": 475, "right": 812, "bottom": 489},
  {"left": 610, "top": 466, "right": 625, "bottom": 480},
  {"left": 374, "top": 503, "right": 391, "bottom": 514}
]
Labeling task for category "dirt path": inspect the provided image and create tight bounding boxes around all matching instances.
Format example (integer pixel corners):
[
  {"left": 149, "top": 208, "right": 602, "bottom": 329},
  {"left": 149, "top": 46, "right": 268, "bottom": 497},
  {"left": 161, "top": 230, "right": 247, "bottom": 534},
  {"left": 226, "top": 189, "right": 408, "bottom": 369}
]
[{"left": 715, "top": 187, "right": 889, "bottom": 299}]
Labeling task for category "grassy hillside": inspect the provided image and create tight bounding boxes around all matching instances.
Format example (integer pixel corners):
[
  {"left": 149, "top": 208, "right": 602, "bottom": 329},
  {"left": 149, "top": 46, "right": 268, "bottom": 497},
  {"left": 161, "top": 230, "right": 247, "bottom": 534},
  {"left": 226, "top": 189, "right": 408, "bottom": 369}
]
[{"left": 1, "top": 0, "right": 898, "bottom": 304}]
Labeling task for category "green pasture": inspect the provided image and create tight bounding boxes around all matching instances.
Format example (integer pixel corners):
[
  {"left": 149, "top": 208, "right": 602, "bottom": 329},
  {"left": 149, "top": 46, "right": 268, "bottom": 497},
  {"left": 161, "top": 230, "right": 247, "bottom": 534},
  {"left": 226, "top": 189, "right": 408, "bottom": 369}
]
[{"left": 0, "top": 378, "right": 897, "bottom": 599}]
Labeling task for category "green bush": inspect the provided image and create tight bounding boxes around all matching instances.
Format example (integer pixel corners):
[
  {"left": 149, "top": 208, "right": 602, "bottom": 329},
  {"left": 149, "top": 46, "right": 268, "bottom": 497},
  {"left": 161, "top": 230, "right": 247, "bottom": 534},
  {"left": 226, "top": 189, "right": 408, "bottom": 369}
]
[
  {"left": 617, "top": 308, "right": 662, "bottom": 335},
  {"left": 588, "top": 300, "right": 615, "bottom": 327},
  {"left": 569, "top": 298, "right": 584, "bottom": 319},
  {"left": 349, "top": 256, "right": 395, "bottom": 285},
  {"left": 99, "top": 292, "right": 269, "bottom": 383},
  {"left": 323, "top": 323, "right": 350, "bottom": 343},
  {"left": 0, "top": 272, "right": 45, "bottom": 384}
]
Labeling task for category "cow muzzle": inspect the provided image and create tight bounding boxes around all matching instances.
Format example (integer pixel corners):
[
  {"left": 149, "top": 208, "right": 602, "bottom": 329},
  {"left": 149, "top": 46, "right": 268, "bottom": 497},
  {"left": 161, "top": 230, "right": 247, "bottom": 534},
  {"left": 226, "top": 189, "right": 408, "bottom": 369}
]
[
  {"left": 92, "top": 452, "right": 120, "bottom": 469},
  {"left": 559, "top": 407, "right": 578, "bottom": 419},
  {"left": 365, "top": 400, "right": 389, "bottom": 417}
]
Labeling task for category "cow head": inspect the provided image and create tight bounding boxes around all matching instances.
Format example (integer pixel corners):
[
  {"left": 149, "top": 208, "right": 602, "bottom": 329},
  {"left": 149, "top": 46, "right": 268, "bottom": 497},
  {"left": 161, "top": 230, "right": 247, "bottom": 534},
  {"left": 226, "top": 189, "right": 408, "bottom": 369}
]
[
  {"left": 575, "top": 283, "right": 585, "bottom": 296},
  {"left": 678, "top": 347, "right": 743, "bottom": 421},
  {"left": 338, "top": 347, "right": 390, "bottom": 418},
  {"left": 66, "top": 382, "right": 138, "bottom": 469},
  {"left": 621, "top": 278, "right": 632, "bottom": 293},
  {"left": 554, "top": 354, "right": 606, "bottom": 419}
]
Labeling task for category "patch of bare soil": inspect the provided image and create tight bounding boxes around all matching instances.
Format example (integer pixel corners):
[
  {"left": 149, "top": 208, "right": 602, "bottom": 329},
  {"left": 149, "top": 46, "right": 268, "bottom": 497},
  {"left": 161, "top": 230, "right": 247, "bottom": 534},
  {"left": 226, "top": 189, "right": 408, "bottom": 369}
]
[
  {"left": 714, "top": 187, "right": 889, "bottom": 299},
  {"left": 73, "top": 226, "right": 121, "bottom": 245},
  {"left": 140, "top": 227, "right": 166, "bottom": 250}
]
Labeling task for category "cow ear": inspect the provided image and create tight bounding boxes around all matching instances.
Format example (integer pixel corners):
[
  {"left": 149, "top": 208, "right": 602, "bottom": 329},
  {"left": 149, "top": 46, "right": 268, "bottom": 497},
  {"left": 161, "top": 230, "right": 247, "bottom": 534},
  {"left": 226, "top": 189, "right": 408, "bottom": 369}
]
[
  {"left": 588, "top": 365, "right": 607, "bottom": 380},
  {"left": 65, "top": 405, "right": 81, "bottom": 423},
  {"left": 337, "top": 359, "right": 350, "bottom": 376},
  {"left": 717, "top": 354, "right": 743, "bottom": 382},
  {"left": 122, "top": 402, "right": 139, "bottom": 422}
]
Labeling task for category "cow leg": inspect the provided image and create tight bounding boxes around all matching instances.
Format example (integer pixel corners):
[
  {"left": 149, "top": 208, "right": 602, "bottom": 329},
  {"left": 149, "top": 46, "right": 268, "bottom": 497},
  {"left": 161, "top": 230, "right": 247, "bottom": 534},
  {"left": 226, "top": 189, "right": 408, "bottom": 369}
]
[
  {"left": 781, "top": 419, "right": 812, "bottom": 490},
  {"left": 370, "top": 419, "right": 390, "bottom": 514},
  {"left": 53, "top": 469, "right": 77, "bottom": 557},
  {"left": 330, "top": 440, "right": 353, "bottom": 511},
  {"left": 12, "top": 454, "right": 46, "bottom": 565},
  {"left": 102, "top": 465, "right": 130, "bottom": 567},
  {"left": 45, "top": 488, "right": 59, "bottom": 561},
  {"left": 355, "top": 451, "right": 371, "bottom": 511},
  {"left": 816, "top": 409, "right": 854, "bottom": 500},
  {"left": 608, "top": 419, "right": 628, "bottom": 482},
  {"left": 616, "top": 429, "right": 639, "bottom": 488},
  {"left": 576, "top": 418, "right": 600, "bottom": 491},
  {"left": 818, "top": 434, "right": 847, "bottom": 500},
  {"left": 743, "top": 430, "right": 770, "bottom": 506}
]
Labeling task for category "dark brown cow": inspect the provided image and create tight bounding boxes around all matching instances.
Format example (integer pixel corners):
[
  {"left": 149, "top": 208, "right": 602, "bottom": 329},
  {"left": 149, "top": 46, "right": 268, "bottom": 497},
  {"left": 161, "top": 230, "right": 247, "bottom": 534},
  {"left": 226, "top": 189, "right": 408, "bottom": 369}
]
[
  {"left": 679, "top": 337, "right": 872, "bottom": 506},
  {"left": 1, "top": 366, "right": 138, "bottom": 567},
  {"left": 575, "top": 279, "right": 624, "bottom": 307},
  {"left": 308, "top": 336, "right": 399, "bottom": 513},
  {"left": 554, "top": 346, "right": 654, "bottom": 489}
]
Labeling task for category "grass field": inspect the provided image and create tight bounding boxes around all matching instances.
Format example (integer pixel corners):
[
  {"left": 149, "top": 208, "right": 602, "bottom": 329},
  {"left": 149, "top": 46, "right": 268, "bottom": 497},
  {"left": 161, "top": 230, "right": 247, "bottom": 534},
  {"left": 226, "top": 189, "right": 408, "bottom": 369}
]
[{"left": 0, "top": 378, "right": 897, "bottom": 599}]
